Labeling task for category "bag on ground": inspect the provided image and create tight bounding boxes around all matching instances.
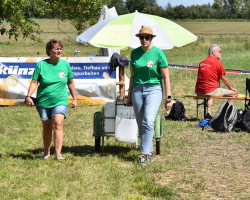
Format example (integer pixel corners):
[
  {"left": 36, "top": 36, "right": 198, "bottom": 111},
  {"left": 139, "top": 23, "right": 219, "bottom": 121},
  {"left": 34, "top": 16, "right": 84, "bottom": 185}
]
[
  {"left": 233, "top": 109, "right": 244, "bottom": 132},
  {"left": 241, "top": 109, "right": 250, "bottom": 131},
  {"left": 210, "top": 100, "right": 237, "bottom": 132},
  {"left": 165, "top": 99, "right": 186, "bottom": 121}
]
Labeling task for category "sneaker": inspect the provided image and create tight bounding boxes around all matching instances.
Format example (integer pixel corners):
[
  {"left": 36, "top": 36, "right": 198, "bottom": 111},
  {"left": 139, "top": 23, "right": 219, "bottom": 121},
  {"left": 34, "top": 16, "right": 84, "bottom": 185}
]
[
  {"left": 56, "top": 155, "right": 65, "bottom": 161},
  {"left": 138, "top": 155, "right": 147, "bottom": 165},
  {"left": 205, "top": 113, "right": 213, "bottom": 119},
  {"left": 147, "top": 153, "right": 154, "bottom": 163}
]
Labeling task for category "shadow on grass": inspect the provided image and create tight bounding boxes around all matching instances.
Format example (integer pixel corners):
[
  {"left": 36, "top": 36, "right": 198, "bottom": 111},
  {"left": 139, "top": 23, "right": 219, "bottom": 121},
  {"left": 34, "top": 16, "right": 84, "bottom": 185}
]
[
  {"left": 165, "top": 117, "right": 200, "bottom": 122},
  {"left": 185, "top": 118, "right": 201, "bottom": 121},
  {"left": 62, "top": 145, "right": 137, "bottom": 162},
  {"left": 8, "top": 152, "right": 40, "bottom": 160},
  {"left": 6, "top": 145, "right": 137, "bottom": 162},
  {"left": 97, "top": 145, "right": 138, "bottom": 162},
  {"left": 62, "top": 145, "right": 136, "bottom": 162}
]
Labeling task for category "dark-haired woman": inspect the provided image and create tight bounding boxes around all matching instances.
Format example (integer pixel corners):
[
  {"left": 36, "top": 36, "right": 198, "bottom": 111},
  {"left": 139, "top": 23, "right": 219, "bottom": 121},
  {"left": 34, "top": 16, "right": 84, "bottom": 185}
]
[{"left": 26, "top": 39, "right": 77, "bottom": 161}]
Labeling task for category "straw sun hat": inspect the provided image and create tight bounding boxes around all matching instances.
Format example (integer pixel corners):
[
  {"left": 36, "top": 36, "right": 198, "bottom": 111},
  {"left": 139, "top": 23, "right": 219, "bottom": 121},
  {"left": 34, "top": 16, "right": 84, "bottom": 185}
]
[{"left": 135, "top": 26, "right": 156, "bottom": 37}]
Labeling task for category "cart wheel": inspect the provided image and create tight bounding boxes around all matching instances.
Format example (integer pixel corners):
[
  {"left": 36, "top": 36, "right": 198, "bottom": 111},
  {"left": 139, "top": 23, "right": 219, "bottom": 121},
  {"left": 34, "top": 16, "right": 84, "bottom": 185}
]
[
  {"left": 154, "top": 114, "right": 163, "bottom": 155},
  {"left": 93, "top": 111, "right": 102, "bottom": 152},
  {"left": 95, "top": 137, "right": 101, "bottom": 152},
  {"left": 156, "top": 140, "right": 160, "bottom": 155}
]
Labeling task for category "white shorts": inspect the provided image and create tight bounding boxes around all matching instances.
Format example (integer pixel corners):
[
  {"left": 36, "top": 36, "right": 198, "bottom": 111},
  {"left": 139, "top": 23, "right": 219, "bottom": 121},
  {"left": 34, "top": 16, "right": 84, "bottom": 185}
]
[{"left": 196, "top": 88, "right": 232, "bottom": 96}]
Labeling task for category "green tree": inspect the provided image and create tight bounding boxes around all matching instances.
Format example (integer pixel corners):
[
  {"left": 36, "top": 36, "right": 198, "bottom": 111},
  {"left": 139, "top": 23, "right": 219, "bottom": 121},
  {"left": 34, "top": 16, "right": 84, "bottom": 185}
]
[
  {"left": 126, "top": 0, "right": 147, "bottom": 12},
  {"left": 49, "top": 0, "right": 104, "bottom": 33},
  {"left": 223, "top": 0, "right": 243, "bottom": 18},
  {"left": 0, "top": 0, "right": 105, "bottom": 41},
  {"left": 0, "top": 0, "right": 41, "bottom": 41},
  {"left": 126, "top": 0, "right": 157, "bottom": 12},
  {"left": 163, "top": 3, "right": 175, "bottom": 19},
  {"left": 212, "top": 0, "right": 223, "bottom": 9},
  {"left": 108, "top": 0, "right": 129, "bottom": 15},
  {"left": 142, "top": 5, "right": 164, "bottom": 16},
  {"left": 148, "top": 0, "right": 157, "bottom": 6},
  {"left": 242, "top": 0, "right": 250, "bottom": 19},
  {"left": 173, "top": 5, "right": 189, "bottom": 19},
  {"left": 211, "top": 0, "right": 227, "bottom": 18},
  {"left": 189, "top": 4, "right": 213, "bottom": 19},
  {"left": 26, "top": 0, "right": 54, "bottom": 18}
]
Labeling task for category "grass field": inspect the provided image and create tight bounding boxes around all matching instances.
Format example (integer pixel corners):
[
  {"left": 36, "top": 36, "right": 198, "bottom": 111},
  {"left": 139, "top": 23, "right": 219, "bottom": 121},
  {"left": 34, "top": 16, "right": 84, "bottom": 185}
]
[{"left": 0, "top": 19, "right": 250, "bottom": 199}]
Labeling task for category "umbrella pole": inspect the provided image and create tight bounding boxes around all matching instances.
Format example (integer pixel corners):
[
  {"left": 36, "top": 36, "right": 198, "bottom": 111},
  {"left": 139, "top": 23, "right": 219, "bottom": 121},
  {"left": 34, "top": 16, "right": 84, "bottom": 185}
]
[{"left": 116, "top": 66, "right": 125, "bottom": 101}]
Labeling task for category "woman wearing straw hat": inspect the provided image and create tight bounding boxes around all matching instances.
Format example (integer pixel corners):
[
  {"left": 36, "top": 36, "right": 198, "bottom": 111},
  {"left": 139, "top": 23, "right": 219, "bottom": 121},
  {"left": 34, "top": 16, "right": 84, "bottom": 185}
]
[{"left": 127, "top": 26, "right": 172, "bottom": 165}]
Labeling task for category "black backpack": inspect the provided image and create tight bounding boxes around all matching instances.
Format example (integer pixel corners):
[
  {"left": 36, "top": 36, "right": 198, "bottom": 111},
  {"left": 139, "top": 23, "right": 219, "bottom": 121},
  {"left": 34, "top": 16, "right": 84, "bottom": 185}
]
[
  {"left": 165, "top": 100, "right": 186, "bottom": 121},
  {"left": 241, "top": 109, "right": 250, "bottom": 131},
  {"left": 210, "top": 100, "right": 237, "bottom": 132},
  {"left": 233, "top": 109, "right": 244, "bottom": 132}
]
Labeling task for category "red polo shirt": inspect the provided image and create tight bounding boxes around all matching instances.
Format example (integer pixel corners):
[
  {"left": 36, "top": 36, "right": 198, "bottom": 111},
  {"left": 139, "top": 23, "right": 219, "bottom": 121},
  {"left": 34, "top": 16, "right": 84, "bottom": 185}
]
[{"left": 195, "top": 55, "right": 226, "bottom": 94}]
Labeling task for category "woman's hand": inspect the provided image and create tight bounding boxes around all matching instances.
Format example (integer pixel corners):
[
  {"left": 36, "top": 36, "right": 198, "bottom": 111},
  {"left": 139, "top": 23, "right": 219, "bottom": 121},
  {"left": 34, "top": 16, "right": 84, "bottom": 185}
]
[
  {"left": 165, "top": 101, "right": 172, "bottom": 111},
  {"left": 26, "top": 80, "right": 38, "bottom": 106},
  {"left": 71, "top": 99, "right": 77, "bottom": 109},
  {"left": 67, "top": 79, "right": 77, "bottom": 110},
  {"left": 25, "top": 97, "right": 35, "bottom": 106}
]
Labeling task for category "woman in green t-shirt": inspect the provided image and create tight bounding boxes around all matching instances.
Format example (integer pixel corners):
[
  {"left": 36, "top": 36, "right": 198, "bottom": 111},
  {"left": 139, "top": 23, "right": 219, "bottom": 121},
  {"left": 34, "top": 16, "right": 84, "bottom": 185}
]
[
  {"left": 26, "top": 39, "right": 77, "bottom": 161},
  {"left": 127, "top": 26, "right": 172, "bottom": 165}
]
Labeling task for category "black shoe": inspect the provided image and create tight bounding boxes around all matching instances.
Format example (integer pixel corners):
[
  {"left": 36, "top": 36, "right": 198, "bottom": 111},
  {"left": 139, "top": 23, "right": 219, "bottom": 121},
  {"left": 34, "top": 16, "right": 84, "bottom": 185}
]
[{"left": 205, "top": 113, "right": 213, "bottom": 119}]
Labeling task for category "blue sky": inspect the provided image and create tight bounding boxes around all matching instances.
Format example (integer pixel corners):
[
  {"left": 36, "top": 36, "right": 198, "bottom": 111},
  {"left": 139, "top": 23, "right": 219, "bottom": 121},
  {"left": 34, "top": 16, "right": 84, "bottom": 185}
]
[{"left": 157, "top": 0, "right": 214, "bottom": 8}]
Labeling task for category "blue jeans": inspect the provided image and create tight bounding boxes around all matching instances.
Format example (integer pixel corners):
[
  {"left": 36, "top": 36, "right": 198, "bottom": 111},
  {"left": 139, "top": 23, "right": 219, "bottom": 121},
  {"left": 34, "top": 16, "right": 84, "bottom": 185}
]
[{"left": 132, "top": 84, "right": 163, "bottom": 154}]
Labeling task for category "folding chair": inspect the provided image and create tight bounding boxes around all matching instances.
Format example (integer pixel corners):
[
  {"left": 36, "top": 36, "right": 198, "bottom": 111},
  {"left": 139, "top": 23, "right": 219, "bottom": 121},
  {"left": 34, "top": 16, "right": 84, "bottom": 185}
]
[{"left": 245, "top": 78, "right": 250, "bottom": 110}]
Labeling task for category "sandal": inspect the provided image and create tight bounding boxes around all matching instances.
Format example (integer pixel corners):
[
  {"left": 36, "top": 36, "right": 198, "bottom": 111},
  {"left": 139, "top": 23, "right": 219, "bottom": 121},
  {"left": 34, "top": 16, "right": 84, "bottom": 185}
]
[
  {"left": 42, "top": 152, "right": 50, "bottom": 160},
  {"left": 56, "top": 155, "right": 65, "bottom": 161}
]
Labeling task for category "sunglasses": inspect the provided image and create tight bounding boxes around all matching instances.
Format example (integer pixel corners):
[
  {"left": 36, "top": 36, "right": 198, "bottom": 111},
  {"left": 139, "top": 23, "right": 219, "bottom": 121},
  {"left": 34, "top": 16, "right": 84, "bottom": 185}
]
[{"left": 139, "top": 35, "right": 151, "bottom": 41}]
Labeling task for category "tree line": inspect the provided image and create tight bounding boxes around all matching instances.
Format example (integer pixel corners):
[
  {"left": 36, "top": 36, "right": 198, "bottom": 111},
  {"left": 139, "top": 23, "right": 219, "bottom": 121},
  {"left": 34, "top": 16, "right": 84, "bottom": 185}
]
[
  {"left": 1, "top": 0, "right": 249, "bottom": 41},
  {"left": 17, "top": 0, "right": 250, "bottom": 20},
  {"left": 111, "top": 0, "right": 250, "bottom": 20}
]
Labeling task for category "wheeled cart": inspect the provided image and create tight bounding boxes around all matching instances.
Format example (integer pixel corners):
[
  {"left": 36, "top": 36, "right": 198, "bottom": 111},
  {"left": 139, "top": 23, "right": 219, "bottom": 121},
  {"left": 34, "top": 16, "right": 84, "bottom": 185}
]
[{"left": 93, "top": 98, "right": 164, "bottom": 155}]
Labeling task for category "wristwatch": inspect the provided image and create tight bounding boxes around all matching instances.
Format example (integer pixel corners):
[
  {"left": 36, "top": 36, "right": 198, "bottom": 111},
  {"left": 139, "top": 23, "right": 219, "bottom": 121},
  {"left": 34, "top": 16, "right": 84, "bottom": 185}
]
[{"left": 164, "top": 95, "right": 172, "bottom": 102}]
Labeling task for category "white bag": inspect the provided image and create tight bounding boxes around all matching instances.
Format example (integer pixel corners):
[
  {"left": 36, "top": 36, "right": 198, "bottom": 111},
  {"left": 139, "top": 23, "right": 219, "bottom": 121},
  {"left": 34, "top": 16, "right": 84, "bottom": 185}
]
[{"left": 115, "top": 107, "right": 138, "bottom": 144}]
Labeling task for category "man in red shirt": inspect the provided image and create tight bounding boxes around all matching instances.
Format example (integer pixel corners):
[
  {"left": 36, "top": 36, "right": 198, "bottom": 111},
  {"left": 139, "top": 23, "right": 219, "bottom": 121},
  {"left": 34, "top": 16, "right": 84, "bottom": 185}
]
[{"left": 195, "top": 44, "right": 237, "bottom": 119}]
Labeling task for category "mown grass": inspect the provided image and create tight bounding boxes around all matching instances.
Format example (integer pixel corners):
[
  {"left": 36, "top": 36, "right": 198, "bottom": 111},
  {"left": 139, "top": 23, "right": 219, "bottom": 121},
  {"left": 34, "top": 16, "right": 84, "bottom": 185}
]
[{"left": 0, "top": 19, "right": 250, "bottom": 199}]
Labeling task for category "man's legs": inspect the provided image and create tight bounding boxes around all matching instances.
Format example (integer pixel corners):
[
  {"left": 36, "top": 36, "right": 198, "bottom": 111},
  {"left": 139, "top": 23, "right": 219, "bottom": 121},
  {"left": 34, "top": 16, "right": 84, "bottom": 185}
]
[
  {"left": 228, "top": 90, "right": 237, "bottom": 104},
  {"left": 196, "top": 88, "right": 235, "bottom": 118},
  {"left": 207, "top": 98, "right": 213, "bottom": 116}
]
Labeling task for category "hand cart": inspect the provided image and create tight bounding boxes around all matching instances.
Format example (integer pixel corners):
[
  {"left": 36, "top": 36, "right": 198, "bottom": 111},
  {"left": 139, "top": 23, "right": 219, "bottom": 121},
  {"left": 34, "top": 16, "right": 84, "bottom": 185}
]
[
  {"left": 93, "top": 98, "right": 163, "bottom": 154},
  {"left": 92, "top": 65, "right": 164, "bottom": 155}
]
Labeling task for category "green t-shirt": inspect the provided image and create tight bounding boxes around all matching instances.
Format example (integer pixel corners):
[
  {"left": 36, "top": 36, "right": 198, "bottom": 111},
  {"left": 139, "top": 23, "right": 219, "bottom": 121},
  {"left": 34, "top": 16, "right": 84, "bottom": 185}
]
[
  {"left": 31, "top": 59, "right": 74, "bottom": 108},
  {"left": 130, "top": 46, "right": 168, "bottom": 88}
]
